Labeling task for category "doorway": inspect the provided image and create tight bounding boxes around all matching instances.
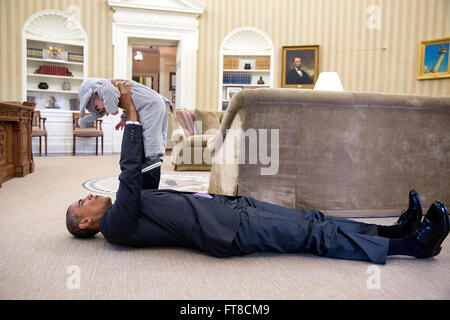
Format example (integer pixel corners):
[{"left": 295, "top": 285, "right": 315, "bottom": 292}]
[{"left": 129, "top": 38, "right": 178, "bottom": 107}]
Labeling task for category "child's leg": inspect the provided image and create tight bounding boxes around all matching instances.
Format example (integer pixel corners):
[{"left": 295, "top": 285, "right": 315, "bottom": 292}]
[
  {"left": 142, "top": 166, "right": 161, "bottom": 190},
  {"left": 140, "top": 97, "right": 167, "bottom": 172}
]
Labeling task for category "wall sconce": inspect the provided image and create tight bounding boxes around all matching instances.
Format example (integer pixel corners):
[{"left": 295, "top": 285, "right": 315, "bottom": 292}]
[{"left": 134, "top": 51, "right": 143, "bottom": 61}]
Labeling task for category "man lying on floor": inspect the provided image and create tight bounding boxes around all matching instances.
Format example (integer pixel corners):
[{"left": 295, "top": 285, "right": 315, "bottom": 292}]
[{"left": 66, "top": 81, "right": 449, "bottom": 265}]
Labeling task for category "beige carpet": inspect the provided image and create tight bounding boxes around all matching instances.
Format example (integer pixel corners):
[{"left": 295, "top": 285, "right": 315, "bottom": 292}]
[{"left": 0, "top": 155, "right": 449, "bottom": 300}]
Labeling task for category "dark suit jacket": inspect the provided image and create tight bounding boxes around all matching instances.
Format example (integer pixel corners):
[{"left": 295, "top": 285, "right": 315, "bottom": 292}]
[
  {"left": 99, "top": 125, "right": 241, "bottom": 257},
  {"left": 286, "top": 68, "right": 313, "bottom": 84}
]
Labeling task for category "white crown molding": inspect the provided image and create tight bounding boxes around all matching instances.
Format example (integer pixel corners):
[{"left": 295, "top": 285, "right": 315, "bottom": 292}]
[
  {"left": 108, "top": 0, "right": 205, "bottom": 16},
  {"left": 111, "top": 8, "right": 199, "bottom": 29}
]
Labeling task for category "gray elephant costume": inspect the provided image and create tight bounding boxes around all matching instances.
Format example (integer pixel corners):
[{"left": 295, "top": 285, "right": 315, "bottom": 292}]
[{"left": 78, "top": 78, "right": 172, "bottom": 171}]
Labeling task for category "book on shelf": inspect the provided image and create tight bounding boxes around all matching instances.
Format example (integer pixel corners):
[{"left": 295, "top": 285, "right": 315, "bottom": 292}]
[
  {"left": 255, "top": 58, "right": 270, "bottom": 70},
  {"left": 70, "top": 98, "right": 80, "bottom": 111},
  {"left": 27, "top": 47, "right": 43, "bottom": 59},
  {"left": 223, "top": 74, "right": 251, "bottom": 84},
  {"left": 68, "top": 52, "right": 83, "bottom": 63},
  {"left": 223, "top": 57, "right": 238, "bottom": 69},
  {"left": 40, "top": 65, "right": 69, "bottom": 76}
]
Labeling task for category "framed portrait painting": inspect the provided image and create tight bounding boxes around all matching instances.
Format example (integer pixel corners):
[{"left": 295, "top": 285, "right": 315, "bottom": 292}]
[
  {"left": 417, "top": 37, "right": 450, "bottom": 80},
  {"left": 281, "top": 45, "right": 319, "bottom": 88},
  {"left": 169, "top": 72, "right": 176, "bottom": 91}
]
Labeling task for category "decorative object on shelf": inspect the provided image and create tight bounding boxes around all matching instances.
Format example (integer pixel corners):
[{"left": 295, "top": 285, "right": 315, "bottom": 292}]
[
  {"left": 281, "top": 45, "right": 319, "bottom": 89},
  {"left": 27, "top": 47, "right": 43, "bottom": 58},
  {"left": 70, "top": 98, "right": 80, "bottom": 111},
  {"left": 27, "top": 95, "right": 36, "bottom": 103},
  {"left": 257, "top": 76, "right": 265, "bottom": 85},
  {"left": 38, "top": 82, "right": 49, "bottom": 90},
  {"left": 239, "top": 58, "right": 255, "bottom": 70},
  {"left": 417, "top": 37, "right": 450, "bottom": 80},
  {"left": 47, "top": 46, "right": 63, "bottom": 59},
  {"left": 169, "top": 72, "right": 176, "bottom": 91},
  {"left": 44, "top": 96, "right": 61, "bottom": 109},
  {"left": 68, "top": 52, "right": 84, "bottom": 63},
  {"left": 226, "top": 86, "right": 243, "bottom": 100},
  {"left": 62, "top": 81, "right": 72, "bottom": 91},
  {"left": 314, "top": 72, "right": 344, "bottom": 91}
]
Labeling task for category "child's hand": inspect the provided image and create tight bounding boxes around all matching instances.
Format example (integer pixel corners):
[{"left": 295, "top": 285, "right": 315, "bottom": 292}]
[{"left": 115, "top": 120, "right": 126, "bottom": 131}]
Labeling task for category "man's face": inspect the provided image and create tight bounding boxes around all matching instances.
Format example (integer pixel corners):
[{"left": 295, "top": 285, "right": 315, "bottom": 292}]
[
  {"left": 70, "top": 194, "right": 112, "bottom": 228},
  {"left": 93, "top": 93, "right": 105, "bottom": 112},
  {"left": 294, "top": 58, "right": 302, "bottom": 68}
]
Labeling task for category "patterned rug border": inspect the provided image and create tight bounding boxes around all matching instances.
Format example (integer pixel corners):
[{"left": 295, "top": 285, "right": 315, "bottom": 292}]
[{"left": 83, "top": 173, "right": 210, "bottom": 195}]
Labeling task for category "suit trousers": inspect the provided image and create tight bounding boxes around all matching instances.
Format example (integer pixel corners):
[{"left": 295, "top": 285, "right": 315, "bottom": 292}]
[{"left": 226, "top": 196, "right": 389, "bottom": 264}]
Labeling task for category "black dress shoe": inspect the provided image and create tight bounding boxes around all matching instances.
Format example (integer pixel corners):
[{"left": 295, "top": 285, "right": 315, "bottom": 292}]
[
  {"left": 414, "top": 201, "right": 449, "bottom": 258},
  {"left": 394, "top": 189, "right": 423, "bottom": 235}
]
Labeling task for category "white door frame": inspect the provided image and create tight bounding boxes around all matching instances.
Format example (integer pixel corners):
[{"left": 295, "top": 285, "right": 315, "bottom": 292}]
[{"left": 108, "top": 0, "right": 205, "bottom": 152}]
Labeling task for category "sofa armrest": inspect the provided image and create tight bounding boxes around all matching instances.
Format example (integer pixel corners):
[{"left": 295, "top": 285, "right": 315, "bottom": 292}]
[{"left": 171, "top": 127, "right": 186, "bottom": 144}]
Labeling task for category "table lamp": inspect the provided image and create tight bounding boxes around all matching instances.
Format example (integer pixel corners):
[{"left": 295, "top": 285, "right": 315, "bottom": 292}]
[{"left": 313, "top": 72, "right": 344, "bottom": 91}]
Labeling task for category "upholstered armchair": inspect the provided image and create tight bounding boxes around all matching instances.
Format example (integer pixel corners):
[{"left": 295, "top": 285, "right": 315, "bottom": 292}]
[{"left": 171, "top": 109, "right": 225, "bottom": 171}]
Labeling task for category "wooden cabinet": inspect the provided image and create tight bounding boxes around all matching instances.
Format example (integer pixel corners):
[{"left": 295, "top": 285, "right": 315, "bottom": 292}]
[{"left": 0, "top": 102, "right": 35, "bottom": 187}]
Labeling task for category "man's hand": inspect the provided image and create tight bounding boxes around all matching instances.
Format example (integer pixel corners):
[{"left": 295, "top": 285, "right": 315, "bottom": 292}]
[{"left": 111, "top": 80, "right": 138, "bottom": 122}]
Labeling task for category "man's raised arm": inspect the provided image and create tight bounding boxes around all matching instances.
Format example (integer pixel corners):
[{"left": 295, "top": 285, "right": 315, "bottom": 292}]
[{"left": 106, "top": 81, "right": 142, "bottom": 237}]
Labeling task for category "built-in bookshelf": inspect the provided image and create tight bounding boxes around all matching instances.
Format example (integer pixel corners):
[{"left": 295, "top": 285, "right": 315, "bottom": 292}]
[
  {"left": 24, "top": 38, "right": 86, "bottom": 111},
  {"left": 220, "top": 55, "right": 271, "bottom": 111},
  {"left": 219, "top": 27, "right": 274, "bottom": 110}
]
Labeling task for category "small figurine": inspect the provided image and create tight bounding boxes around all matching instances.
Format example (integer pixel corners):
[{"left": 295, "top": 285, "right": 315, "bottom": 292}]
[
  {"left": 44, "top": 95, "right": 61, "bottom": 109},
  {"left": 257, "top": 76, "right": 265, "bottom": 85},
  {"left": 63, "top": 81, "right": 72, "bottom": 91}
]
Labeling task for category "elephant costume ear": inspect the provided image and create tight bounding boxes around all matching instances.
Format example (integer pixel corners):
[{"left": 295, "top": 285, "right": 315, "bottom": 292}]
[
  {"left": 78, "top": 78, "right": 106, "bottom": 117},
  {"left": 78, "top": 87, "right": 92, "bottom": 119}
]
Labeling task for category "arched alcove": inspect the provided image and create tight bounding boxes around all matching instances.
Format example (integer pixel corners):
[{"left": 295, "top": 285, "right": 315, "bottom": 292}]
[
  {"left": 21, "top": 9, "right": 93, "bottom": 154},
  {"left": 219, "top": 26, "right": 274, "bottom": 110}
]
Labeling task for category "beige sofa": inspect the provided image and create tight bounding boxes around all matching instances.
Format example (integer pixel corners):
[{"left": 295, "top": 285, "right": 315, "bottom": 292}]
[
  {"left": 208, "top": 88, "right": 450, "bottom": 217},
  {"left": 171, "top": 109, "right": 225, "bottom": 171}
]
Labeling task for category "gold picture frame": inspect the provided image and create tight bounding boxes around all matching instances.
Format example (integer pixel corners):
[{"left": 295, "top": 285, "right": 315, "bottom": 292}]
[
  {"left": 417, "top": 37, "right": 450, "bottom": 80},
  {"left": 282, "top": 45, "right": 319, "bottom": 89}
]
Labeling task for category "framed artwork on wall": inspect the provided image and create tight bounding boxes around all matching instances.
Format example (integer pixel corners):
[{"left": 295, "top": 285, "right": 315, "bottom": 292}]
[
  {"left": 169, "top": 72, "right": 176, "bottom": 91},
  {"left": 226, "top": 86, "right": 243, "bottom": 100},
  {"left": 281, "top": 45, "right": 319, "bottom": 89},
  {"left": 417, "top": 37, "right": 450, "bottom": 80}
]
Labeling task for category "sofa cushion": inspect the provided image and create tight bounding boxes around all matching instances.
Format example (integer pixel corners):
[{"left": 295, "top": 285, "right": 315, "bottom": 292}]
[
  {"left": 184, "top": 134, "right": 216, "bottom": 147},
  {"left": 194, "top": 110, "right": 221, "bottom": 132},
  {"left": 176, "top": 110, "right": 198, "bottom": 136}
]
